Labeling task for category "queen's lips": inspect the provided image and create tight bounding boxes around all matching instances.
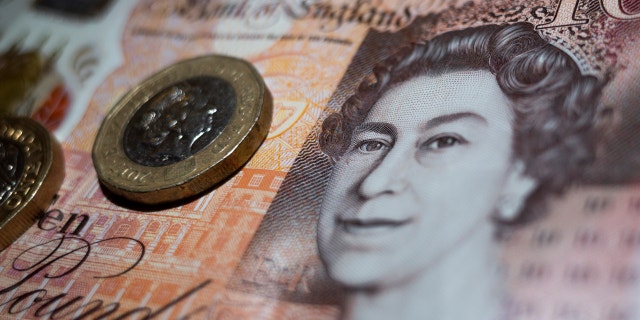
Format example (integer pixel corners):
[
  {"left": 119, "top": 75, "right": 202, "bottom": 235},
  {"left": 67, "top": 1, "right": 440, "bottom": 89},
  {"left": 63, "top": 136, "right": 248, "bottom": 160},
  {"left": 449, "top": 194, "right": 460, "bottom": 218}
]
[{"left": 337, "top": 217, "right": 412, "bottom": 235}]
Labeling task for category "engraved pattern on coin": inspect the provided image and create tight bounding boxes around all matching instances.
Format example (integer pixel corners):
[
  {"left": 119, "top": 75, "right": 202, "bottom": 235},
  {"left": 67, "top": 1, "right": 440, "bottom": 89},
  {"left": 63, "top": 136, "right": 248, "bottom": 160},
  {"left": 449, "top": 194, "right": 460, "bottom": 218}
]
[
  {"left": 0, "top": 139, "right": 24, "bottom": 206},
  {"left": 123, "top": 76, "right": 236, "bottom": 167},
  {"left": 0, "top": 117, "right": 63, "bottom": 251}
]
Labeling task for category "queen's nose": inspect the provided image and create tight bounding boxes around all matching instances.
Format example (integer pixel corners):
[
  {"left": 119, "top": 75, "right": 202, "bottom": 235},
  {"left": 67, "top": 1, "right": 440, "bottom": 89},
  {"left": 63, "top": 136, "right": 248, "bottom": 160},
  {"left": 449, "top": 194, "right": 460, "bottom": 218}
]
[{"left": 357, "top": 146, "right": 409, "bottom": 199}]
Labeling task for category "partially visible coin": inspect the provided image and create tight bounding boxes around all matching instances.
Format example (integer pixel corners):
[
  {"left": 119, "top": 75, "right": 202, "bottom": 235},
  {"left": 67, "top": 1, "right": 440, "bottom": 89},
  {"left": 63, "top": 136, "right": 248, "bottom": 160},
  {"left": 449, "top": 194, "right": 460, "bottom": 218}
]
[
  {"left": 93, "top": 55, "right": 273, "bottom": 205},
  {"left": 0, "top": 117, "right": 64, "bottom": 251}
]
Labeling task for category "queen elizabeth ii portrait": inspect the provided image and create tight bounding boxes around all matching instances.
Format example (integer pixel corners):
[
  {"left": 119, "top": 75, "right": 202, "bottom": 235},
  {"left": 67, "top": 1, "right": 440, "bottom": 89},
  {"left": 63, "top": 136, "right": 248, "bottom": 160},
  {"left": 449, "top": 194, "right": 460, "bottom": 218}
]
[{"left": 316, "top": 22, "right": 603, "bottom": 320}]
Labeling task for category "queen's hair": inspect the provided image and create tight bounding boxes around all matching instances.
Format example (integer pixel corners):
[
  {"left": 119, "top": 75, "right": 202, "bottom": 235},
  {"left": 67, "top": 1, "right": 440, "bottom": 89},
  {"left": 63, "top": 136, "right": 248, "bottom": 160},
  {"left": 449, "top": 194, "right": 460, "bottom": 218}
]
[{"left": 318, "top": 22, "right": 604, "bottom": 226}]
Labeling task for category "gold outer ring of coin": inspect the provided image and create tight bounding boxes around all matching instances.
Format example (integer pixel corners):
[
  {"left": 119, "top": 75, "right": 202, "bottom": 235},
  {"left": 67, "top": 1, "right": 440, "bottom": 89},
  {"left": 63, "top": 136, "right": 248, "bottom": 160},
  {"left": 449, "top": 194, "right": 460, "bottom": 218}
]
[
  {"left": 92, "top": 55, "right": 273, "bottom": 205},
  {"left": 0, "top": 117, "right": 64, "bottom": 251}
]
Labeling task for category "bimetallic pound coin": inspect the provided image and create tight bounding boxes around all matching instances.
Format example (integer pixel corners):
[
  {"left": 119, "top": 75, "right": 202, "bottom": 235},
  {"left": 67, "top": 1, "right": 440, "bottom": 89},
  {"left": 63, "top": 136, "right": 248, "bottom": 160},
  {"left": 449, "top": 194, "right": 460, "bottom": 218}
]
[
  {"left": 0, "top": 117, "right": 64, "bottom": 251},
  {"left": 92, "top": 55, "right": 273, "bottom": 205}
]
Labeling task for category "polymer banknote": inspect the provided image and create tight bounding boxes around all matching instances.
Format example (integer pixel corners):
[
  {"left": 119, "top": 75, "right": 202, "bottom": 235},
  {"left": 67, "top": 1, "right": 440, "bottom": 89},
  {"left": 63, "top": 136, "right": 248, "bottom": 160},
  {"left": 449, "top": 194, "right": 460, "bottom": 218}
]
[{"left": 0, "top": 0, "right": 639, "bottom": 319}]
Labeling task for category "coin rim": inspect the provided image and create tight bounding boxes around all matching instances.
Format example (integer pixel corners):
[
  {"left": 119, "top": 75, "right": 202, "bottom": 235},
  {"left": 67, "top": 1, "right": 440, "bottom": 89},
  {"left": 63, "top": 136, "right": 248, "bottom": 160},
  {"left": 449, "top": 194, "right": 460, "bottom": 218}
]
[
  {"left": 0, "top": 117, "right": 64, "bottom": 251},
  {"left": 92, "top": 55, "right": 272, "bottom": 204}
]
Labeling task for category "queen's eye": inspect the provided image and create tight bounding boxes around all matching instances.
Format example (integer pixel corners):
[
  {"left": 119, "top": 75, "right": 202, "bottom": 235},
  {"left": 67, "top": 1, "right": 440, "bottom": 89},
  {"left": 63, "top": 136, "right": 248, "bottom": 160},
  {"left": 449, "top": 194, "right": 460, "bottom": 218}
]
[
  {"left": 423, "top": 135, "right": 464, "bottom": 150},
  {"left": 357, "top": 140, "right": 387, "bottom": 152}
]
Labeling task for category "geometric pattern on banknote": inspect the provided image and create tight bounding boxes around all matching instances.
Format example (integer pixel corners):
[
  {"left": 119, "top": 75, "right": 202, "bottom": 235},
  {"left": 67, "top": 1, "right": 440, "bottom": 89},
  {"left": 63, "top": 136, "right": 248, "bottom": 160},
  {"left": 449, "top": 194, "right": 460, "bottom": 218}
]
[
  {"left": 123, "top": 76, "right": 236, "bottom": 167},
  {"left": 2, "top": 149, "right": 284, "bottom": 318}
]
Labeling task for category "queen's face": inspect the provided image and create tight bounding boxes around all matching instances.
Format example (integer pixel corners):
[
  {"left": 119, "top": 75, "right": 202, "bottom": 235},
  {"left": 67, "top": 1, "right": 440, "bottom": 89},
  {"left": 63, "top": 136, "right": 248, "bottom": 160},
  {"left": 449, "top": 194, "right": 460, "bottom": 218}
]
[{"left": 318, "top": 70, "right": 519, "bottom": 288}]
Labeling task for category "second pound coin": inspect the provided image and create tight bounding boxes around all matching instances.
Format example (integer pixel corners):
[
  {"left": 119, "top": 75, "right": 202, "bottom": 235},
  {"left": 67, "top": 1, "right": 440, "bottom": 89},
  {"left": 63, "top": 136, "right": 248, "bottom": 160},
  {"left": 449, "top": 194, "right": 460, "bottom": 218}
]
[
  {"left": 92, "top": 55, "right": 272, "bottom": 205},
  {"left": 0, "top": 117, "right": 64, "bottom": 250}
]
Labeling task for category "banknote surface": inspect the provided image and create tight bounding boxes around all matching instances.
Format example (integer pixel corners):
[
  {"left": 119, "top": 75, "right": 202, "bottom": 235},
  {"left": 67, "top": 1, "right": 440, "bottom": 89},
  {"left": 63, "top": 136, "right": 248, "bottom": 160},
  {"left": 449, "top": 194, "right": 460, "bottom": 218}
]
[{"left": 1, "top": 0, "right": 640, "bottom": 319}]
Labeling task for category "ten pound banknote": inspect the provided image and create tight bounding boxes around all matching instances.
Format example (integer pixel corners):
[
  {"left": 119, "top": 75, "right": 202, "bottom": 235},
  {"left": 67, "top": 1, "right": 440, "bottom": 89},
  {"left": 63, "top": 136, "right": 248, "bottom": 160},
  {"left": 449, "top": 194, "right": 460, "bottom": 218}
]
[{"left": 1, "top": 0, "right": 640, "bottom": 319}]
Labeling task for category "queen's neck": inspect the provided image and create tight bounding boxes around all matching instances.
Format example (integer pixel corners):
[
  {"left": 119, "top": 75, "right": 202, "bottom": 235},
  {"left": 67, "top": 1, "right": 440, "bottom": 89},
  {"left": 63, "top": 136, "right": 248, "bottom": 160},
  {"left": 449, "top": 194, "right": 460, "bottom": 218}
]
[{"left": 341, "top": 222, "right": 503, "bottom": 320}]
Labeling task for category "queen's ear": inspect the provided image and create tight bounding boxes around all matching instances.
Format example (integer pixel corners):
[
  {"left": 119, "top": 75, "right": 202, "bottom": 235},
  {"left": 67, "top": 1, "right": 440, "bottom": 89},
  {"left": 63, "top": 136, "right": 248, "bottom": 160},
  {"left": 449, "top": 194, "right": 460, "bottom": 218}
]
[{"left": 495, "top": 160, "right": 538, "bottom": 222}]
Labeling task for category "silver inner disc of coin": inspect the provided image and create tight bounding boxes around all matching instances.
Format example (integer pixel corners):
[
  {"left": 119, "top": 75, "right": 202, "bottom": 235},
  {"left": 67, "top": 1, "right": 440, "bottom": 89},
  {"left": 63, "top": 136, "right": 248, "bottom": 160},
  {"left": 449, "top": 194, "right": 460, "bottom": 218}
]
[{"left": 123, "top": 76, "right": 236, "bottom": 167}]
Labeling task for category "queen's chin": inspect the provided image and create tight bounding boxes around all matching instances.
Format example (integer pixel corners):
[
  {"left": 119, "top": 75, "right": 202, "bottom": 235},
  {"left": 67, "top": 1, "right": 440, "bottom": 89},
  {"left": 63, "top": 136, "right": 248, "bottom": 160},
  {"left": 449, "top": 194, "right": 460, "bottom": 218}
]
[{"left": 319, "top": 229, "right": 504, "bottom": 320}]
